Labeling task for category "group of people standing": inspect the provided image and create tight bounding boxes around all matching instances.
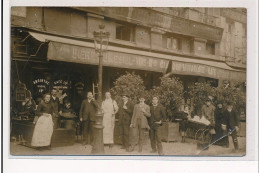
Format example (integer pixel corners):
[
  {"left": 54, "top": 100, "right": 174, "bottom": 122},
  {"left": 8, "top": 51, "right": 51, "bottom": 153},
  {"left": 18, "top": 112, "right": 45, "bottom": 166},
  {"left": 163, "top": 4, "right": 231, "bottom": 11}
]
[
  {"left": 79, "top": 91, "right": 166, "bottom": 155},
  {"left": 199, "top": 99, "right": 240, "bottom": 151},
  {"left": 14, "top": 87, "right": 240, "bottom": 153},
  {"left": 97, "top": 92, "right": 166, "bottom": 155}
]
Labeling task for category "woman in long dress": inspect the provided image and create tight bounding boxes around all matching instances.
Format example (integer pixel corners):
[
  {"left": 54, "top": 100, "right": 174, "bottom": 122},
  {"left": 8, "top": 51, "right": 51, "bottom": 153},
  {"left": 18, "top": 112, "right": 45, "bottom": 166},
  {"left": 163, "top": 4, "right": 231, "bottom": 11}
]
[
  {"left": 31, "top": 93, "right": 55, "bottom": 150},
  {"left": 101, "top": 92, "right": 118, "bottom": 148}
]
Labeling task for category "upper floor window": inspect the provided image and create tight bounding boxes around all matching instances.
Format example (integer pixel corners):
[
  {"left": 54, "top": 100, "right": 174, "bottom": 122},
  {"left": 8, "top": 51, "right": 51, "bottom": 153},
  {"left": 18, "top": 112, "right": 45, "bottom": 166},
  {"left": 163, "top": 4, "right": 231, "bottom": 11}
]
[
  {"left": 162, "top": 34, "right": 182, "bottom": 50},
  {"left": 116, "top": 22, "right": 135, "bottom": 42},
  {"left": 206, "top": 41, "right": 215, "bottom": 55},
  {"left": 226, "top": 19, "right": 234, "bottom": 33}
]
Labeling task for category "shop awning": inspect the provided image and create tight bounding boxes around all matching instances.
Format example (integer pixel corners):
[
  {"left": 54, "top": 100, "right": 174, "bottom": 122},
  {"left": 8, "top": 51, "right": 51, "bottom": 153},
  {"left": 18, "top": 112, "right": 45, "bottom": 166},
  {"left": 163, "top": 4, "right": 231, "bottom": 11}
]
[
  {"left": 29, "top": 31, "right": 246, "bottom": 81},
  {"left": 167, "top": 60, "right": 246, "bottom": 82}
]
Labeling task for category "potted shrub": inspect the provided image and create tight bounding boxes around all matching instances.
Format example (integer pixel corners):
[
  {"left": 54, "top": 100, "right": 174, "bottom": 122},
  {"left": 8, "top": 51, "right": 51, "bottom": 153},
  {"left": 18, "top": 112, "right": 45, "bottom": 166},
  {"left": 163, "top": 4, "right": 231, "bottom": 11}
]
[{"left": 148, "top": 76, "right": 184, "bottom": 142}]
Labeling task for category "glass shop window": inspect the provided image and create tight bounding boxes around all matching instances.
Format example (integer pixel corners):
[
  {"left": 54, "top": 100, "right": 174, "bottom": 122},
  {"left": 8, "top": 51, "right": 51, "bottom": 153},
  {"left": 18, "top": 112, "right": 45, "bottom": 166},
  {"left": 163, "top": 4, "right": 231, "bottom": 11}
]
[
  {"left": 163, "top": 35, "right": 181, "bottom": 50},
  {"left": 206, "top": 41, "right": 215, "bottom": 55},
  {"left": 116, "top": 22, "right": 135, "bottom": 42}
]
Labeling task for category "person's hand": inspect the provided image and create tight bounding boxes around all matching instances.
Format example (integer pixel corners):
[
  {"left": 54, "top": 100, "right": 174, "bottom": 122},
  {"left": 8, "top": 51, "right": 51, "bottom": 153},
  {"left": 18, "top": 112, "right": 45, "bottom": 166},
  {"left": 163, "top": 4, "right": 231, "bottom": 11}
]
[
  {"left": 221, "top": 124, "right": 227, "bottom": 131},
  {"left": 130, "top": 124, "right": 134, "bottom": 128},
  {"left": 155, "top": 120, "right": 162, "bottom": 124},
  {"left": 80, "top": 118, "right": 83, "bottom": 122},
  {"left": 123, "top": 105, "right": 127, "bottom": 109},
  {"left": 235, "top": 126, "right": 239, "bottom": 132},
  {"left": 59, "top": 111, "right": 62, "bottom": 115}
]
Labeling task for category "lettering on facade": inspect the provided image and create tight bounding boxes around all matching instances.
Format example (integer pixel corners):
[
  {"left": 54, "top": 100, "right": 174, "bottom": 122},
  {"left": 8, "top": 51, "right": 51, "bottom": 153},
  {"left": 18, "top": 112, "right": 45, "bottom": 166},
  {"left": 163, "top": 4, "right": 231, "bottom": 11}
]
[
  {"left": 48, "top": 42, "right": 169, "bottom": 73},
  {"left": 32, "top": 78, "right": 50, "bottom": 95},
  {"left": 171, "top": 61, "right": 245, "bottom": 81}
]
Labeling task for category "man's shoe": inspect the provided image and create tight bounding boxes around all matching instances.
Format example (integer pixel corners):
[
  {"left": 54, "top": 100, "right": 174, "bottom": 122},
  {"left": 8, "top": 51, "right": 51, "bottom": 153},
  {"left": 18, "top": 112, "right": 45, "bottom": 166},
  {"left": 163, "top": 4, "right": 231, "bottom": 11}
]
[
  {"left": 128, "top": 146, "right": 134, "bottom": 152},
  {"left": 159, "top": 153, "right": 165, "bottom": 156},
  {"left": 150, "top": 150, "right": 157, "bottom": 153}
]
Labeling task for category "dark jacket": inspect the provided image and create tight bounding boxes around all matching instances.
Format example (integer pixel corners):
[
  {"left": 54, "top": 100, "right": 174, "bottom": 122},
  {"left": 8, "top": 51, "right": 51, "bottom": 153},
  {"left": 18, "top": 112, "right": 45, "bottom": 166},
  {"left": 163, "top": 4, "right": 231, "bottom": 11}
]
[
  {"left": 215, "top": 108, "right": 224, "bottom": 126},
  {"left": 79, "top": 99, "right": 99, "bottom": 121},
  {"left": 222, "top": 109, "right": 240, "bottom": 129},
  {"left": 148, "top": 104, "right": 166, "bottom": 129},
  {"left": 36, "top": 101, "right": 55, "bottom": 116},
  {"left": 131, "top": 103, "right": 151, "bottom": 129},
  {"left": 50, "top": 96, "right": 61, "bottom": 114},
  {"left": 118, "top": 101, "right": 134, "bottom": 125}
]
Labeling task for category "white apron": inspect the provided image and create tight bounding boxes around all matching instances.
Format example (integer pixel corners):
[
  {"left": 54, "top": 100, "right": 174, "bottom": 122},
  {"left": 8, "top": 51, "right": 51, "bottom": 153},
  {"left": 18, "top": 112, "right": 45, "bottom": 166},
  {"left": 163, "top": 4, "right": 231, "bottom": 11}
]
[
  {"left": 101, "top": 99, "right": 118, "bottom": 144},
  {"left": 31, "top": 113, "right": 54, "bottom": 147}
]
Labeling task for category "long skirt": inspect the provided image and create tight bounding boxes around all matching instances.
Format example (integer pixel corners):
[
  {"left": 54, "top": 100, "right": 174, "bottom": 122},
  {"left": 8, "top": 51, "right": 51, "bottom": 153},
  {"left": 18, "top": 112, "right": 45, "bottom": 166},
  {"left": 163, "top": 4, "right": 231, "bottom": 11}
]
[
  {"left": 31, "top": 114, "right": 54, "bottom": 147},
  {"left": 103, "top": 112, "right": 115, "bottom": 144}
]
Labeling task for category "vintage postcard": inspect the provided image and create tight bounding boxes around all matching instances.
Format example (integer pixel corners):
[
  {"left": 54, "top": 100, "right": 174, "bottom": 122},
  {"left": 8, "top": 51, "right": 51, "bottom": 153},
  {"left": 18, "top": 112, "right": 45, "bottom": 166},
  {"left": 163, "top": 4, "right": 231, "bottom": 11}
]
[{"left": 9, "top": 6, "right": 250, "bottom": 157}]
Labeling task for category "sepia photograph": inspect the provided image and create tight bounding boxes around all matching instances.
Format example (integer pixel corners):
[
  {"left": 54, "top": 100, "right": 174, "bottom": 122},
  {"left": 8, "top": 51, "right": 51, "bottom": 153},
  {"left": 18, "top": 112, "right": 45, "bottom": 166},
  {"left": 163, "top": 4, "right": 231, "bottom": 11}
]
[{"left": 9, "top": 7, "right": 247, "bottom": 157}]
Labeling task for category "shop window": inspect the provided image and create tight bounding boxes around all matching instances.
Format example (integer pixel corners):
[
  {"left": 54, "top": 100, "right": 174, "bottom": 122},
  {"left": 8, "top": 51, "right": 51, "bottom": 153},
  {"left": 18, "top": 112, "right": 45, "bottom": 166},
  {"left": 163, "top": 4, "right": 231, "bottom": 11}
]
[
  {"left": 116, "top": 22, "right": 135, "bottom": 42},
  {"left": 206, "top": 42, "right": 215, "bottom": 55},
  {"left": 163, "top": 34, "right": 181, "bottom": 50}
]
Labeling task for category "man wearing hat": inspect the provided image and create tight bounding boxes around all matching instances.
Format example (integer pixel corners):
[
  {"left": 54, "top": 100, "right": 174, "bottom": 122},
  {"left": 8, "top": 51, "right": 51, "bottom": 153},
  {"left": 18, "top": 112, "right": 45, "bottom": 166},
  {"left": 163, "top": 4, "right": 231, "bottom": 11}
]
[
  {"left": 221, "top": 101, "right": 240, "bottom": 151},
  {"left": 201, "top": 98, "right": 215, "bottom": 125},
  {"left": 129, "top": 94, "right": 151, "bottom": 153},
  {"left": 214, "top": 101, "right": 226, "bottom": 145},
  {"left": 148, "top": 96, "right": 166, "bottom": 155},
  {"left": 118, "top": 93, "right": 134, "bottom": 151}
]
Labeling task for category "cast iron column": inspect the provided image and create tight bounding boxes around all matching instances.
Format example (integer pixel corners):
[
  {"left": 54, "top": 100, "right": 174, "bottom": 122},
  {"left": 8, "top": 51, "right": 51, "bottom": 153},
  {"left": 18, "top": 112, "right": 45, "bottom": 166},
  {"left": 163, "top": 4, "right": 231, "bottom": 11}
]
[{"left": 91, "top": 53, "right": 104, "bottom": 154}]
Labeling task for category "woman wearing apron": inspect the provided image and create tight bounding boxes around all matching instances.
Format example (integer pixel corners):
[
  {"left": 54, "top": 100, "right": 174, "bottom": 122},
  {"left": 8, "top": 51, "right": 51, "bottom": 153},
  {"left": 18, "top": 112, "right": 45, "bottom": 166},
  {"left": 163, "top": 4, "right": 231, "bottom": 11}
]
[{"left": 31, "top": 93, "right": 55, "bottom": 150}]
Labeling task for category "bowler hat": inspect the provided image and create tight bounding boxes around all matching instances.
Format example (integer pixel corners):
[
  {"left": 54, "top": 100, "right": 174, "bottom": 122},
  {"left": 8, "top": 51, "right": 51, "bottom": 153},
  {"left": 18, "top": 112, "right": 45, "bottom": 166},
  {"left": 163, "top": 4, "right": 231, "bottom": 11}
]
[
  {"left": 121, "top": 92, "right": 130, "bottom": 98},
  {"left": 138, "top": 93, "right": 146, "bottom": 99}
]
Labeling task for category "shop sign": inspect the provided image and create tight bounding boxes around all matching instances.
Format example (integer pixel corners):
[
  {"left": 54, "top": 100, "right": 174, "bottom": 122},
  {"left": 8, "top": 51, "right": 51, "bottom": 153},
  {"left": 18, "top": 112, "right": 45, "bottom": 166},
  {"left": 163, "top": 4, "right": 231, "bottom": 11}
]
[
  {"left": 75, "top": 82, "right": 84, "bottom": 94},
  {"left": 48, "top": 42, "right": 169, "bottom": 73},
  {"left": 53, "top": 80, "right": 70, "bottom": 90},
  {"left": 33, "top": 78, "right": 50, "bottom": 94},
  {"left": 171, "top": 61, "right": 246, "bottom": 81},
  {"left": 15, "top": 83, "right": 27, "bottom": 101}
]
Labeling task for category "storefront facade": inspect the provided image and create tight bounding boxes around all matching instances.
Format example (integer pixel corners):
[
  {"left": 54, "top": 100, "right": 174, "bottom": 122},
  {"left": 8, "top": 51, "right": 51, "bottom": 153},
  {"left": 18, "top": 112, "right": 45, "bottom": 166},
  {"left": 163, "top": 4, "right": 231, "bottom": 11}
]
[{"left": 11, "top": 7, "right": 246, "bottom": 108}]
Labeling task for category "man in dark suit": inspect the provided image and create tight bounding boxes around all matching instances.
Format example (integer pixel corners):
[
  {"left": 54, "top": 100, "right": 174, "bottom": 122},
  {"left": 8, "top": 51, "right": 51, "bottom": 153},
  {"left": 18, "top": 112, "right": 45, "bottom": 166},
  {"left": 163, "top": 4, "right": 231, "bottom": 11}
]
[
  {"left": 148, "top": 96, "right": 166, "bottom": 155},
  {"left": 79, "top": 92, "right": 99, "bottom": 145},
  {"left": 118, "top": 93, "right": 134, "bottom": 151},
  {"left": 221, "top": 101, "right": 240, "bottom": 151},
  {"left": 50, "top": 88, "right": 60, "bottom": 129}
]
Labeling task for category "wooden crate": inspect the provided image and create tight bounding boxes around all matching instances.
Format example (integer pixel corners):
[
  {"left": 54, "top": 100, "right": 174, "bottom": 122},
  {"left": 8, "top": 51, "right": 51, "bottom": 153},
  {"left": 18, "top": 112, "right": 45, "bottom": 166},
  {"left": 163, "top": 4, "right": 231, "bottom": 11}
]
[{"left": 160, "top": 122, "right": 180, "bottom": 142}]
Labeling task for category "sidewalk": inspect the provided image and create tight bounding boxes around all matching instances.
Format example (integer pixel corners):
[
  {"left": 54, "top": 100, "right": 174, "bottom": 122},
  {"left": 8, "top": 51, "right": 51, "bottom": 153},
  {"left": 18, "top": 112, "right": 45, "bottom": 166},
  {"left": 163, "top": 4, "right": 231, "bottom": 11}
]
[{"left": 10, "top": 136, "right": 246, "bottom": 156}]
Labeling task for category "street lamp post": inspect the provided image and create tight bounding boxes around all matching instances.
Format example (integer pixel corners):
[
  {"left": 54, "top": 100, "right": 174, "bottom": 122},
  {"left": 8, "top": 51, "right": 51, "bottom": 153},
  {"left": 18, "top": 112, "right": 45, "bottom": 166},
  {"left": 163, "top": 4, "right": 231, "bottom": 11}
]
[{"left": 92, "top": 24, "right": 110, "bottom": 154}]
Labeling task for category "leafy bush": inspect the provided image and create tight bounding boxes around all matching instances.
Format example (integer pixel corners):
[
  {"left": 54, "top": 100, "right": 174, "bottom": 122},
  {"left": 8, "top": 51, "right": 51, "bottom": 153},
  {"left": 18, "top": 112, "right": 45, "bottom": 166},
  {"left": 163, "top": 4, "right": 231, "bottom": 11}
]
[
  {"left": 189, "top": 81, "right": 246, "bottom": 115},
  {"left": 215, "top": 82, "right": 246, "bottom": 115},
  {"left": 147, "top": 76, "right": 184, "bottom": 120},
  {"left": 110, "top": 72, "right": 145, "bottom": 104},
  {"left": 188, "top": 82, "right": 216, "bottom": 115}
]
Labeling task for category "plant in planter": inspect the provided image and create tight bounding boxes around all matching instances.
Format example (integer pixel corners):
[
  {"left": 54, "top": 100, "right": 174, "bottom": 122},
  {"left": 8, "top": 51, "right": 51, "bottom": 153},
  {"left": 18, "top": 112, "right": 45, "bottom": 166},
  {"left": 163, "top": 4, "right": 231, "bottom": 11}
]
[
  {"left": 146, "top": 76, "right": 184, "bottom": 142},
  {"left": 148, "top": 76, "right": 184, "bottom": 121},
  {"left": 110, "top": 72, "right": 146, "bottom": 105}
]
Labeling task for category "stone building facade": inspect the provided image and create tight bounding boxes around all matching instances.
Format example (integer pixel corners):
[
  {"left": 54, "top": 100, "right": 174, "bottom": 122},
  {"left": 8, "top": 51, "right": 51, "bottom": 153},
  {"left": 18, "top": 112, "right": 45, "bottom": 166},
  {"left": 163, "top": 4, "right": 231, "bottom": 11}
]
[{"left": 10, "top": 7, "right": 246, "bottom": 103}]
